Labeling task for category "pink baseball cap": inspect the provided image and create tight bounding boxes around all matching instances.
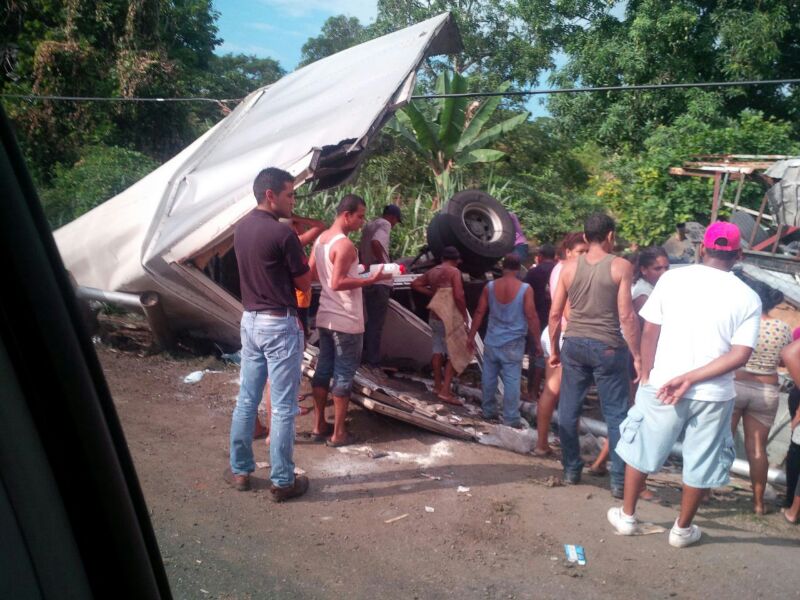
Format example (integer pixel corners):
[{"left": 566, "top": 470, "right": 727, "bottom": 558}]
[{"left": 703, "top": 221, "right": 741, "bottom": 251}]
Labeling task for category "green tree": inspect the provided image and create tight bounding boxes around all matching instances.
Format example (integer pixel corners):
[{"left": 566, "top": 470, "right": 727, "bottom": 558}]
[
  {"left": 593, "top": 110, "right": 800, "bottom": 245},
  {"left": 203, "top": 54, "right": 284, "bottom": 98},
  {"left": 549, "top": 0, "right": 800, "bottom": 150},
  {"left": 299, "top": 15, "right": 366, "bottom": 67},
  {"left": 3, "top": 0, "right": 224, "bottom": 176},
  {"left": 39, "top": 144, "right": 158, "bottom": 228},
  {"left": 373, "top": 0, "right": 609, "bottom": 89},
  {"left": 392, "top": 70, "right": 529, "bottom": 203}
]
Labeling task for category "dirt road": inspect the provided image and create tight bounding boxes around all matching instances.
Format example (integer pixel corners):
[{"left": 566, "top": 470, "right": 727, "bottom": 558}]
[{"left": 100, "top": 345, "right": 799, "bottom": 599}]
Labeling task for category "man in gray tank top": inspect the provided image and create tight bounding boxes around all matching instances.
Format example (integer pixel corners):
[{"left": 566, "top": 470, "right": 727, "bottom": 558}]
[{"left": 549, "top": 213, "right": 641, "bottom": 497}]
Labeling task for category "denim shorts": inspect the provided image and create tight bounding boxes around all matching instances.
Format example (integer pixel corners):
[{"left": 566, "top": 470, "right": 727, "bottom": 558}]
[
  {"left": 616, "top": 383, "right": 736, "bottom": 488},
  {"left": 311, "top": 327, "right": 363, "bottom": 397},
  {"left": 429, "top": 316, "right": 447, "bottom": 355}
]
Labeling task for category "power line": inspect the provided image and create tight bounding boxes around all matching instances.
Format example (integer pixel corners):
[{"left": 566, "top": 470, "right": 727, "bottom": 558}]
[
  {"left": 0, "top": 93, "right": 242, "bottom": 104},
  {"left": 411, "top": 78, "right": 800, "bottom": 99},
  {"left": 2, "top": 78, "right": 798, "bottom": 104}
]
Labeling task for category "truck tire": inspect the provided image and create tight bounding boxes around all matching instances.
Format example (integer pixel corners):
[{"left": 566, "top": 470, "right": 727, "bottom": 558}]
[
  {"left": 426, "top": 213, "right": 456, "bottom": 257},
  {"left": 442, "top": 190, "right": 515, "bottom": 259}
]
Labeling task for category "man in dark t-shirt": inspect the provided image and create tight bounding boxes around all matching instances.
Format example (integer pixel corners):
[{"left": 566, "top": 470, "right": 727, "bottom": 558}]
[
  {"left": 228, "top": 167, "right": 311, "bottom": 502},
  {"left": 523, "top": 243, "right": 556, "bottom": 399},
  {"left": 524, "top": 243, "right": 557, "bottom": 327}
]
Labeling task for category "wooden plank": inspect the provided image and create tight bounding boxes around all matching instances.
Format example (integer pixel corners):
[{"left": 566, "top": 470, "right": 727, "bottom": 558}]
[
  {"left": 752, "top": 225, "right": 799, "bottom": 252},
  {"left": 352, "top": 394, "right": 475, "bottom": 441},
  {"left": 353, "top": 384, "right": 416, "bottom": 413}
]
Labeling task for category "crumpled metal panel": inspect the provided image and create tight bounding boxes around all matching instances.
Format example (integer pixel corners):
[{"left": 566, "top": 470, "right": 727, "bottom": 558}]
[{"left": 766, "top": 161, "right": 800, "bottom": 226}]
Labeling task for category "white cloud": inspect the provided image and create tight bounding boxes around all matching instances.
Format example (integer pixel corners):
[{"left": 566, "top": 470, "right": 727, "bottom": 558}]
[
  {"left": 248, "top": 22, "right": 277, "bottom": 32},
  {"left": 247, "top": 22, "right": 307, "bottom": 37},
  {"left": 217, "top": 40, "right": 286, "bottom": 61},
  {"left": 256, "top": 0, "right": 378, "bottom": 23}
]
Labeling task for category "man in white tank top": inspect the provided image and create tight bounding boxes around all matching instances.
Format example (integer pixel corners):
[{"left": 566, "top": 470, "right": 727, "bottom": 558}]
[{"left": 309, "top": 195, "right": 388, "bottom": 446}]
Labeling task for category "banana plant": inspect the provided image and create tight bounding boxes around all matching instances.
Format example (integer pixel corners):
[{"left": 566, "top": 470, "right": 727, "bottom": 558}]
[{"left": 392, "top": 70, "right": 529, "bottom": 206}]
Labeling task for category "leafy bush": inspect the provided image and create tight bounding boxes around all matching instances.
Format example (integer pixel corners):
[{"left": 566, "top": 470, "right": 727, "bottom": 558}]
[
  {"left": 593, "top": 110, "right": 800, "bottom": 245},
  {"left": 40, "top": 145, "right": 158, "bottom": 229}
]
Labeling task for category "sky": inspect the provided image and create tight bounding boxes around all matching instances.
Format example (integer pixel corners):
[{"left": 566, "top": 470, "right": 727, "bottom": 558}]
[
  {"left": 213, "top": 0, "right": 379, "bottom": 70},
  {"left": 211, "top": 0, "right": 565, "bottom": 117}
]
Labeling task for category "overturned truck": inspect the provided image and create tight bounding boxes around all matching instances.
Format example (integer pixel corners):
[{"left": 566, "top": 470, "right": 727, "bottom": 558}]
[{"left": 55, "top": 13, "right": 464, "bottom": 348}]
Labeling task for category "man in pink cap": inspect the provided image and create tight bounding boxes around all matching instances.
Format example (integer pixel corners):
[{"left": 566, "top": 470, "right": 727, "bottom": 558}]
[{"left": 608, "top": 221, "right": 762, "bottom": 547}]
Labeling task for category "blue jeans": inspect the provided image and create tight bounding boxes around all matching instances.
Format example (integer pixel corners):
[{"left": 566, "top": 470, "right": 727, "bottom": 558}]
[
  {"left": 230, "top": 311, "right": 303, "bottom": 488},
  {"left": 481, "top": 338, "right": 525, "bottom": 423},
  {"left": 311, "top": 328, "right": 363, "bottom": 397},
  {"left": 558, "top": 337, "right": 630, "bottom": 487}
]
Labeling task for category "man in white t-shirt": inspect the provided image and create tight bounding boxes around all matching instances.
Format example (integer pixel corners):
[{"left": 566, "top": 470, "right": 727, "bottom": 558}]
[
  {"left": 359, "top": 204, "right": 402, "bottom": 374},
  {"left": 608, "top": 222, "right": 761, "bottom": 548}
]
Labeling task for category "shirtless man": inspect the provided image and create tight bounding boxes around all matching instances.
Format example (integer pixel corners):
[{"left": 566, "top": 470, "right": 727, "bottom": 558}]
[{"left": 411, "top": 246, "right": 468, "bottom": 403}]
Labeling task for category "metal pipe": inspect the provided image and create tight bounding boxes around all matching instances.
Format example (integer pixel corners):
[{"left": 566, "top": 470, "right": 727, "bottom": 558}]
[
  {"left": 77, "top": 287, "right": 144, "bottom": 308},
  {"left": 76, "top": 286, "right": 175, "bottom": 351},
  {"left": 384, "top": 372, "right": 789, "bottom": 486}
]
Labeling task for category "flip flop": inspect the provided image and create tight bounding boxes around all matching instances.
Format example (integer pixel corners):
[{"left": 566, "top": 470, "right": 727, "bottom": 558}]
[
  {"left": 533, "top": 447, "right": 554, "bottom": 458},
  {"left": 326, "top": 434, "right": 356, "bottom": 448},
  {"left": 587, "top": 466, "right": 608, "bottom": 477},
  {"left": 297, "top": 430, "right": 330, "bottom": 443},
  {"left": 782, "top": 508, "right": 798, "bottom": 524}
]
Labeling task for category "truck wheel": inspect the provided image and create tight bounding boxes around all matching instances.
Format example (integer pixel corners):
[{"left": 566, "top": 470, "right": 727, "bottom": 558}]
[{"left": 442, "top": 190, "right": 515, "bottom": 259}]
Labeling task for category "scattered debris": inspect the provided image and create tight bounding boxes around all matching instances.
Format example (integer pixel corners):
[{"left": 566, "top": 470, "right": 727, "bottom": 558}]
[
  {"left": 219, "top": 350, "right": 241, "bottom": 365},
  {"left": 621, "top": 523, "right": 668, "bottom": 536},
  {"left": 530, "top": 476, "right": 564, "bottom": 488},
  {"left": 182, "top": 369, "right": 221, "bottom": 384},
  {"left": 425, "top": 506, "right": 435, "bottom": 513},
  {"left": 419, "top": 472, "right": 442, "bottom": 481},
  {"left": 564, "top": 544, "right": 586, "bottom": 566},
  {"left": 457, "top": 486, "right": 471, "bottom": 493},
  {"left": 384, "top": 513, "right": 409, "bottom": 524},
  {"left": 477, "top": 422, "right": 536, "bottom": 454},
  {"left": 183, "top": 370, "right": 206, "bottom": 384}
]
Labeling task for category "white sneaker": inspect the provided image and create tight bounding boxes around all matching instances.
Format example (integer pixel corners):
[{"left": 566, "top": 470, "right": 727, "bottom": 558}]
[
  {"left": 607, "top": 507, "right": 638, "bottom": 535},
  {"left": 668, "top": 521, "right": 702, "bottom": 548}
]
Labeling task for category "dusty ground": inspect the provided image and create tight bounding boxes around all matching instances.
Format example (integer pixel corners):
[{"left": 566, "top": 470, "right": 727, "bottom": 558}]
[{"left": 99, "top": 343, "right": 800, "bottom": 600}]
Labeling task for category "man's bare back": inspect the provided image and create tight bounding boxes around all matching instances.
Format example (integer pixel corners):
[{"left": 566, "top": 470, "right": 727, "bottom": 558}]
[
  {"left": 414, "top": 263, "right": 463, "bottom": 320},
  {"left": 491, "top": 275, "right": 524, "bottom": 303}
]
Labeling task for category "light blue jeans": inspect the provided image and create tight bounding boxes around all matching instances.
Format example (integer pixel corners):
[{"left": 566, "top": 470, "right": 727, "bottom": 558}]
[
  {"left": 481, "top": 338, "right": 526, "bottom": 423},
  {"left": 230, "top": 311, "right": 303, "bottom": 488}
]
